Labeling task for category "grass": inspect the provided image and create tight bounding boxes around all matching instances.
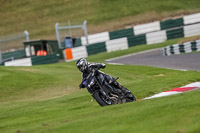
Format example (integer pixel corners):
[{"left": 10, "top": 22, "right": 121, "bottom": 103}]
[
  {"left": 0, "top": 38, "right": 200, "bottom": 133},
  {"left": 0, "top": 0, "right": 200, "bottom": 39},
  {"left": 1, "top": 90, "right": 200, "bottom": 133},
  {"left": 177, "top": 35, "right": 200, "bottom": 44}
]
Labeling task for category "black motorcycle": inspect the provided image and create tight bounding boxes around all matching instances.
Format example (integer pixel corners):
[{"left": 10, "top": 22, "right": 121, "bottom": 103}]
[{"left": 82, "top": 69, "right": 136, "bottom": 106}]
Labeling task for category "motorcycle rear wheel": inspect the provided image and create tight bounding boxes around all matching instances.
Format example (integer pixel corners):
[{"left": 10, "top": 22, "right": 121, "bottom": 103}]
[{"left": 125, "top": 92, "right": 136, "bottom": 102}]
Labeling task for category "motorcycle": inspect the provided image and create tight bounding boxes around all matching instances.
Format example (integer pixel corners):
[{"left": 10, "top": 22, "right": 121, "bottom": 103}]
[{"left": 82, "top": 69, "right": 136, "bottom": 106}]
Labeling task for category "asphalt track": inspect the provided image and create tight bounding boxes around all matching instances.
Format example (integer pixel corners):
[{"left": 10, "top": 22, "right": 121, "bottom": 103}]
[{"left": 106, "top": 48, "right": 200, "bottom": 71}]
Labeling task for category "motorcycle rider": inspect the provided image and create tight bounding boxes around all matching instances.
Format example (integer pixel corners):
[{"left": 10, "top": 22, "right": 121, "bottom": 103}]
[{"left": 76, "top": 58, "right": 130, "bottom": 95}]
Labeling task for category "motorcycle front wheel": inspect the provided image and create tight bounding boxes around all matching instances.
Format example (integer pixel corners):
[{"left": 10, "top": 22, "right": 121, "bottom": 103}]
[{"left": 92, "top": 91, "right": 112, "bottom": 106}]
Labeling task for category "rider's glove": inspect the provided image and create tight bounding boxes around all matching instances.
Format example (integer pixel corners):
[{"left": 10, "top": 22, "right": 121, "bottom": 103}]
[
  {"left": 79, "top": 83, "right": 85, "bottom": 89},
  {"left": 101, "top": 63, "right": 106, "bottom": 69}
]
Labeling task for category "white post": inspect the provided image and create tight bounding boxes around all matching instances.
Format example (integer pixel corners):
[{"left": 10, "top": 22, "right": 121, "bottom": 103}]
[
  {"left": 0, "top": 48, "right": 2, "bottom": 64},
  {"left": 83, "top": 20, "right": 89, "bottom": 45},
  {"left": 68, "top": 19, "right": 73, "bottom": 47},
  {"left": 68, "top": 20, "right": 73, "bottom": 39},
  {"left": 24, "top": 30, "right": 30, "bottom": 42},
  {"left": 55, "top": 23, "right": 62, "bottom": 49}
]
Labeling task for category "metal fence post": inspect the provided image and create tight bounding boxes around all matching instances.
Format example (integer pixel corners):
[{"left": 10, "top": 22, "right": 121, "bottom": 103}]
[
  {"left": 55, "top": 20, "right": 89, "bottom": 48},
  {"left": 0, "top": 31, "right": 30, "bottom": 64},
  {"left": 24, "top": 30, "right": 30, "bottom": 42},
  {"left": 83, "top": 20, "right": 89, "bottom": 45},
  {"left": 0, "top": 48, "right": 2, "bottom": 64},
  {"left": 55, "top": 23, "right": 62, "bottom": 49}
]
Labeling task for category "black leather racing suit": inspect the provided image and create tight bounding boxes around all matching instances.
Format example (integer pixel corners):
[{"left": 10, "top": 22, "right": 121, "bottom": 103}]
[{"left": 79, "top": 63, "right": 126, "bottom": 94}]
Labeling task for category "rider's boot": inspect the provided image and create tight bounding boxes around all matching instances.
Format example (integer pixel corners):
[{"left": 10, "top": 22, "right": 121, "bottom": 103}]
[
  {"left": 110, "top": 80, "right": 130, "bottom": 95},
  {"left": 120, "top": 85, "right": 131, "bottom": 95},
  {"left": 105, "top": 82, "right": 122, "bottom": 94}
]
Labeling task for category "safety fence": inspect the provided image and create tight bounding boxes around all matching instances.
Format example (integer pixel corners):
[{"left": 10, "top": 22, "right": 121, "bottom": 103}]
[
  {"left": 0, "top": 31, "right": 29, "bottom": 64},
  {"left": 64, "top": 12, "right": 200, "bottom": 61},
  {"left": 163, "top": 39, "right": 200, "bottom": 56}
]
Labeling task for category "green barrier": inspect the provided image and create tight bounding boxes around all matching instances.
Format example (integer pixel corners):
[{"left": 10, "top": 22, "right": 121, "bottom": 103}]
[
  {"left": 73, "top": 38, "right": 82, "bottom": 47},
  {"left": 109, "top": 28, "right": 134, "bottom": 40},
  {"left": 191, "top": 42, "right": 197, "bottom": 51},
  {"left": 61, "top": 42, "right": 65, "bottom": 48},
  {"left": 2, "top": 49, "right": 26, "bottom": 60},
  {"left": 31, "top": 53, "right": 60, "bottom": 65},
  {"left": 179, "top": 44, "right": 185, "bottom": 53},
  {"left": 166, "top": 28, "right": 184, "bottom": 40},
  {"left": 86, "top": 42, "right": 106, "bottom": 56},
  {"left": 169, "top": 46, "right": 175, "bottom": 54},
  {"left": 161, "top": 18, "right": 184, "bottom": 30},
  {"left": 128, "top": 34, "right": 146, "bottom": 47}
]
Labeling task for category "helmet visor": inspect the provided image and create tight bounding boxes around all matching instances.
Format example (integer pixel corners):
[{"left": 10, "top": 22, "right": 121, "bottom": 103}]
[
  {"left": 77, "top": 64, "right": 84, "bottom": 71},
  {"left": 80, "top": 65, "right": 84, "bottom": 71}
]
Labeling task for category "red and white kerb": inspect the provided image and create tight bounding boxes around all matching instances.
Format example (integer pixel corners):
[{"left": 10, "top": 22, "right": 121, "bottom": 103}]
[{"left": 144, "top": 82, "right": 200, "bottom": 100}]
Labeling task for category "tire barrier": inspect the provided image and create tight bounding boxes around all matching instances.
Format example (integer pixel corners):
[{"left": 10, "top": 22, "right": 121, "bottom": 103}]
[
  {"left": 163, "top": 39, "right": 200, "bottom": 56},
  {"left": 81, "top": 32, "right": 110, "bottom": 46},
  {"left": 133, "top": 21, "right": 161, "bottom": 36},
  {"left": 106, "top": 37, "right": 128, "bottom": 52},
  {"left": 64, "top": 12, "right": 200, "bottom": 61},
  {"left": 73, "top": 13, "right": 200, "bottom": 47},
  {"left": 146, "top": 30, "right": 167, "bottom": 45}
]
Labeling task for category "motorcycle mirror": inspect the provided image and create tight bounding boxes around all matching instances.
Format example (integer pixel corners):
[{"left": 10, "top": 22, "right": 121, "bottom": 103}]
[{"left": 116, "top": 77, "right": 119, "bottom": 80}]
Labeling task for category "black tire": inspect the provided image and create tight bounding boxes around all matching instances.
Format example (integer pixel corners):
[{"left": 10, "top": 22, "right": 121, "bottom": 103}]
[
  {"left": 125, "top": 92, "right": 136, "bottom": 102},
  {"left": 92, "top": 91, "right": 112, "bottom": 106}
]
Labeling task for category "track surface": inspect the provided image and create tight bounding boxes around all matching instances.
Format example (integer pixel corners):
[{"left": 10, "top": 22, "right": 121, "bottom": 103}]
[{"left": 106, "top": 49, "right": 200, "bottom": 71}]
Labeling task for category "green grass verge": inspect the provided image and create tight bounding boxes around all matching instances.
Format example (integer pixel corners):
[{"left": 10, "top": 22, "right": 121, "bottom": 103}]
[
  {"left": 0, "top": 38, "right": 200, "bottom": 133},
  {"left": 1, "top": 90, "right": 200, "bottom": 133},
  {"left": 1, "top": 0, "right": 200, "bottom": 38}
]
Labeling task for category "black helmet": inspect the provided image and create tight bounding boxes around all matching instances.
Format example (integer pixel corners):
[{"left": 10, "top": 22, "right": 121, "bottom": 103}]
[{"left": 76, "top": 58, "right": 88, "bottom": 72}]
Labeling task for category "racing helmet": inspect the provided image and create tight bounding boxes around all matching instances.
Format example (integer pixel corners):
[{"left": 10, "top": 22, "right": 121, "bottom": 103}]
[{"left": 76, "top": 58, "right": 88, "bottom": 72}]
